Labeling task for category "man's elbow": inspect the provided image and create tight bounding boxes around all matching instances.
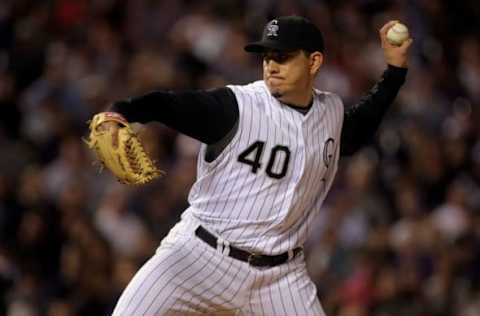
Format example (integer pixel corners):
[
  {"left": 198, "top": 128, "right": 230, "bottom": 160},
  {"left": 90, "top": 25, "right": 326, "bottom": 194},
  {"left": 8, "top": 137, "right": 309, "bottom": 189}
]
[
  {"left": 340, "top": 140, "right": 373, "bottom": 157},
  {"left": 340, "top": 145, "right": 359, "bottom": 157}
]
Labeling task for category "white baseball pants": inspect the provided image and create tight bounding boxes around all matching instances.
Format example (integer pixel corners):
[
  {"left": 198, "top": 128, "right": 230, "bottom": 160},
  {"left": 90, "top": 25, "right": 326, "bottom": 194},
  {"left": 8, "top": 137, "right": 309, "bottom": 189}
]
[{"left": 112, "top": 216, "right": 325, "bottom": 316}]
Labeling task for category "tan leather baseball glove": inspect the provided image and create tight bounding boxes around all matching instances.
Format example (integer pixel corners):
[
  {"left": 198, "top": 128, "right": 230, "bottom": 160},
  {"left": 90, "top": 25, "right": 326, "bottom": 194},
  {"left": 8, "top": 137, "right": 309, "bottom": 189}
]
[{"left": 85, "top": 112, "right": 163, "bottom": 185}]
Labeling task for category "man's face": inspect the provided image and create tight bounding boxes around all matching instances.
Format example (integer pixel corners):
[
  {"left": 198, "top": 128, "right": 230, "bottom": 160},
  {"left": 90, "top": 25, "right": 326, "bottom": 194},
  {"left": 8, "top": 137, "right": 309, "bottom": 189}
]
[{"left": 262, "top": 50, "right": 312, "bottom": 101}]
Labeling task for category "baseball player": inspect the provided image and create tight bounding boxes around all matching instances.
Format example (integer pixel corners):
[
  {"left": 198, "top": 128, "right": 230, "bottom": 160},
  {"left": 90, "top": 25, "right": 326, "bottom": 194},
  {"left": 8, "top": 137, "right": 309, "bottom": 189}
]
[{"left": 102, "top": 16, "right": 411, "bottom": 315}]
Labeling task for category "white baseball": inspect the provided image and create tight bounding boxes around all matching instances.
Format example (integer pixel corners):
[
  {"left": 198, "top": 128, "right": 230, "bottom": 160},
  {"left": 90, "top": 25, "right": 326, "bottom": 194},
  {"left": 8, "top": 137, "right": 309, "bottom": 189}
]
[{"left": 386, "top": 22, "right": 409, "bottom": 46}]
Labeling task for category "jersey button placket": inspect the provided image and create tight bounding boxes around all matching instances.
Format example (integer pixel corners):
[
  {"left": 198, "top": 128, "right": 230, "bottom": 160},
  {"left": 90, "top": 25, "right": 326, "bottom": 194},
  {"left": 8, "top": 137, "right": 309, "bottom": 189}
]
[{"left": 297, "top": 120, "right": 307, "bottom": 183}]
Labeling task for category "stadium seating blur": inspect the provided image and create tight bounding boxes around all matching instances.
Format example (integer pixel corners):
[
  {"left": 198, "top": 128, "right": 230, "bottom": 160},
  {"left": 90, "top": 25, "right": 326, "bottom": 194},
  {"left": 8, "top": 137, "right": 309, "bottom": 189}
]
[{"left": 1, "top": 1, "right": 479, "bottom": 315}]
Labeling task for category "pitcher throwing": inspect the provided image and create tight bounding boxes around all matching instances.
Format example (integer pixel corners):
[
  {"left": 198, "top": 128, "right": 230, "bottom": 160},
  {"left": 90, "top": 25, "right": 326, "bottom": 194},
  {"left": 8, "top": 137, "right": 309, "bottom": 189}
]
[{"left": 96, "top": 16, "right": 412, "bottom": 316}]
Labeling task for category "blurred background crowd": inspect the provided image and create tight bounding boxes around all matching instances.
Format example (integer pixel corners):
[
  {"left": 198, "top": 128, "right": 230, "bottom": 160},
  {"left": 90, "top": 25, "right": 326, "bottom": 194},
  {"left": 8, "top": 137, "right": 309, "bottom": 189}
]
[{"left": 0, "top": 0, "right": 479, "bottom": 315}]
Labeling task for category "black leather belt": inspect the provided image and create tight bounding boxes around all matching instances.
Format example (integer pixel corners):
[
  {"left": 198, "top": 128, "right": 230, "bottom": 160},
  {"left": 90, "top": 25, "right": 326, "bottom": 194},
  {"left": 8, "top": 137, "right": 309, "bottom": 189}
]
[{"left": 195, "top": 225, "right": 302, "bottom": 267}]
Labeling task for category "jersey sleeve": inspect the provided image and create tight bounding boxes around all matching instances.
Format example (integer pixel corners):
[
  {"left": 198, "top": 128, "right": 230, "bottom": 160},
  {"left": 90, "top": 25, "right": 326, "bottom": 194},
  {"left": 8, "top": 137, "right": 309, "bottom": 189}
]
[
  {"left": 109, "top": 87, "right": 239, "bottom": 145},
  {"left": 340, "top": 65, "right": 407, "bottom": 156}
]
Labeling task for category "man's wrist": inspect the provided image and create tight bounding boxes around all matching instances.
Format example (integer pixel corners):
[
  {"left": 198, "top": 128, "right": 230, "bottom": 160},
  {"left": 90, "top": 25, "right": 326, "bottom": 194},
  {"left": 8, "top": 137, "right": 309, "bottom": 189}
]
[
  {"left": 386, "top": 58, "right": 407, "bottom": 68},
  {"left": 387, "top": 64, "right": 408, "bottom": 71},
  {"left": 385, "top": 64, "right": 408, "bottom": 84}
]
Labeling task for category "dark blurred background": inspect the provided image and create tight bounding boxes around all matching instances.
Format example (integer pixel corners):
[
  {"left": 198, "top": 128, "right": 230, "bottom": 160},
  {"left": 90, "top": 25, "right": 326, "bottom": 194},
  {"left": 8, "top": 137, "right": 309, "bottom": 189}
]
[{"left": 0, "top": 0, "right": 480, "bottom": 315}]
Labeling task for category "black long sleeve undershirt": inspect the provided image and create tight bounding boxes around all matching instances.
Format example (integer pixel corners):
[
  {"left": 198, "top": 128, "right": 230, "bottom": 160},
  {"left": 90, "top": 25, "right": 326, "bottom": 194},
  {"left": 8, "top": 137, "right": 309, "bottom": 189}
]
[
  {"left": 110, "top": 65, "right": 407, "bottom": 155},
  {"left": 340, "top": 65, "right": 407, "bottom": 155},
  {"left": 111, "top": 88, "right": 239, "bottom": 145}
]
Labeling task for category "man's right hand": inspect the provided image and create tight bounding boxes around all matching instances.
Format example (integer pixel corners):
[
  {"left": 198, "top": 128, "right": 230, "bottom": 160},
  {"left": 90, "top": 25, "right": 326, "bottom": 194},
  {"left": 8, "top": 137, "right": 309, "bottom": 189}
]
[{"left": 379, "top": 20, "right": 413, "bottom": 68}]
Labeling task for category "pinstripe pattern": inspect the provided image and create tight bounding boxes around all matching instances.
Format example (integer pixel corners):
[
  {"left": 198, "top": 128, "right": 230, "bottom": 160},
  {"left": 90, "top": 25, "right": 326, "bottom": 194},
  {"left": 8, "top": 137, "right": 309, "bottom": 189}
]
[
  {"left": 112, "top": 215, "right": 325, "bottom": 315},
  {"left": 112, "top": 218, "right": 251, "bottom": 316},
  {"left": 187, "top": 81, "right": 343, "bottom": 255},
  {"left": 112, "top": 80, "right": 341, "bottom": 315}
]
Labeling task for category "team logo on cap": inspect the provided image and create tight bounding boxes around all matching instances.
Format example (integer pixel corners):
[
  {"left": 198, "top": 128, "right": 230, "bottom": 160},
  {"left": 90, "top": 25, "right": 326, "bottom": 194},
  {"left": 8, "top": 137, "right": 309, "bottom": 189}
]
[{"left": 266, "top": 20, "right": 279, "bottom": 37}]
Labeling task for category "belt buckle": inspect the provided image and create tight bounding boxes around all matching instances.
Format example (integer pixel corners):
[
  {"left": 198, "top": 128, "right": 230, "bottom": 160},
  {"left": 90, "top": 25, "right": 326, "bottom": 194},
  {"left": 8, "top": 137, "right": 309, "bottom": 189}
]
[{"left": 247, "top": 253, "right": 263, "bottom": 266}]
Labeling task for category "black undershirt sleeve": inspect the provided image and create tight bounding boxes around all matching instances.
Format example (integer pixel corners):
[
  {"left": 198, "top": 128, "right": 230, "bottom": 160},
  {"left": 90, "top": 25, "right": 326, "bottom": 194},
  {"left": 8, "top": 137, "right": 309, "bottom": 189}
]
[
  {"left": 109, "top": 87, "right": 239, "bottom": 145},
  {"left": 340, "top": 65, "right": 407, "bottom": 156},
  {"left": 109, "top": 66, "right": 405, "bottom": 155}
]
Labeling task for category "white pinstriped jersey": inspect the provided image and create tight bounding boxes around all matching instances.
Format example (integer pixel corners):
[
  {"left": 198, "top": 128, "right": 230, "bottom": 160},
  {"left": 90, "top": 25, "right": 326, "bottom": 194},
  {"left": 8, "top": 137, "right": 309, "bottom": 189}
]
[{"left": 184, "top": 80, "right": 344, "bottom": 255}]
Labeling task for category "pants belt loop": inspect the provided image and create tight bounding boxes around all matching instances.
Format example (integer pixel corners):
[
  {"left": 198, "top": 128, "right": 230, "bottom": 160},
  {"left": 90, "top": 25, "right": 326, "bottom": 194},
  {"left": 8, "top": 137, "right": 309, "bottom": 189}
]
[
  {"left": 222, "top": 239, "right": 230, "bottom": 256},
  {"left": 288, "top": 249, "right": 294, "bottom": 260},
  {"left": 217, "top": 237, "right": 224, "bottom": 253}
]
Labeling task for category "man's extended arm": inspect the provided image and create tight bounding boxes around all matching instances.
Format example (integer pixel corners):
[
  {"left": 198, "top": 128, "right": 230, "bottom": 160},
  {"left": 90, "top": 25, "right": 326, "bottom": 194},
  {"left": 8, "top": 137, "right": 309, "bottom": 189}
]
[
  {"left": 340, "top": 65, "right": 407, "bottom": 156},
  {"left": 109, "top": 88, "right": 239, "bottom": 145},
  {"left": 340, "top": 20, "right": 412, "bottom": 156}
]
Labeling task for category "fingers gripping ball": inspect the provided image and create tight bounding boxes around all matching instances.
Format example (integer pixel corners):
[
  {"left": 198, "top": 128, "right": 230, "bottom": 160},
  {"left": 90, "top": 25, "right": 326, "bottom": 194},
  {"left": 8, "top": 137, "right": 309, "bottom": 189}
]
[
  {"left": 386, "top": 22, "right": 409, "bottom": 46},
  {"left": 85, "top": 112, "right": 163, "bottom": 185}
]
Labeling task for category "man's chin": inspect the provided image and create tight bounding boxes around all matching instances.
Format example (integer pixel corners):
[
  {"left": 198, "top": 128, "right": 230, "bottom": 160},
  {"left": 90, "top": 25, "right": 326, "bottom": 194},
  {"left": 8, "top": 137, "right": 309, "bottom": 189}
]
[
  {"left": 271, "top": 91, "right": 283, "bottom": 99},
  {"left": 267, "top": 86, "right": 283, "bottom": 99}
]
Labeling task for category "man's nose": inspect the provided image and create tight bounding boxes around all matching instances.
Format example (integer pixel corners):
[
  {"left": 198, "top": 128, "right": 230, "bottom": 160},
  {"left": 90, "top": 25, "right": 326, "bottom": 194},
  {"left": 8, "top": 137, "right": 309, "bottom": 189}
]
[{"left": 265, "top": 59, "right": 279, "bottom": 73}]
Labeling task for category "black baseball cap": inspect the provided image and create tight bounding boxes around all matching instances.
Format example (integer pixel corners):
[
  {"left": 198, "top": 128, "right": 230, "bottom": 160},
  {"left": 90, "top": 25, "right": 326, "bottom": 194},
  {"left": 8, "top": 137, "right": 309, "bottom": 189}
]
[{"left": 245, "top": 16, "right": 325, "bottom": 53}]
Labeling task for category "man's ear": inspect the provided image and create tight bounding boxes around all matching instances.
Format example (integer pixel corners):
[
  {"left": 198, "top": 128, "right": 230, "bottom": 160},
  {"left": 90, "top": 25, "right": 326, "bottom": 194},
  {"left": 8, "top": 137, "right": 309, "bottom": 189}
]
[{"left": 310, "top": 52, "right": 324, "bottom": 76}]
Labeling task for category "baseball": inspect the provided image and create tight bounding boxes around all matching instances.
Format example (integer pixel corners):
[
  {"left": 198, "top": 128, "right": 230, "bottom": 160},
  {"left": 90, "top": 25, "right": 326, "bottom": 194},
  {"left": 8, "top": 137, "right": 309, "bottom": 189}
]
[{"left": 386, "top": 22, "right": 409, "bottom": 46}]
